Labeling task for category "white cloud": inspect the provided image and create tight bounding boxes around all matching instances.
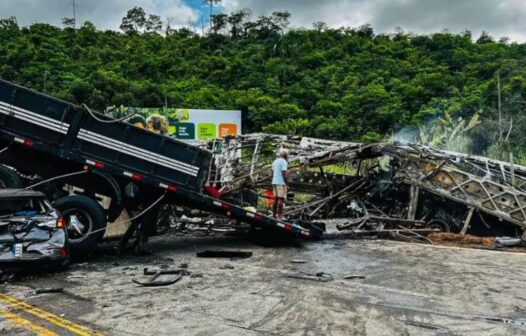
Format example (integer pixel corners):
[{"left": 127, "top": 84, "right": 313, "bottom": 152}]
[
  {"left": 0, "top": 0, "right": 199, "bottom": 30},
  {"left": 1, "top": 0, "right": 526, "bottom": 41},
  {"left": 223, "top": 0, "right": 526, "bottom": 41}
]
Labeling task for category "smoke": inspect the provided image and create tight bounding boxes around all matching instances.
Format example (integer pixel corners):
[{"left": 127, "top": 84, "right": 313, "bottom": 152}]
[
  {"left": 391, "top": 124, "right": 420, "bottom": 145},
  {"left": 390, "top": 116, "right": 478, "bottom": 155}
]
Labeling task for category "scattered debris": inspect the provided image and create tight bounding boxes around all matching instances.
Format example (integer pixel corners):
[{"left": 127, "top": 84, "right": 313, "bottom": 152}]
[
  {"left": 343, "top": 274, "right": 366, "bottom": 280},
  {"left": 219, "top": 264, "right": 235, "bottom": 270},
  {"left": 0, "top": 272, "right": 15, "bottom": 283},
  {"left": 283, "top": 271, "right": 334, "bottom": 282},
  {"left": 67, "top": 275, "right": 87, "bottom": 280},
  {"left": 35, "top": 287, "right": 64, "bottom": 294},
  {"left": 132, "top": 268, "right": 190, "bottom": 287},
  {"left": 495, "top": 237, "right": 522, "bottom": 247},
  {"left": 428, "top": 233, "right": 495, "bottom": 248},
  {"left": 196, "top": 250, "right": 253, "bottom": 259},
  {"left": 290, "top": 259, "right": 307, "bottom": 264}
]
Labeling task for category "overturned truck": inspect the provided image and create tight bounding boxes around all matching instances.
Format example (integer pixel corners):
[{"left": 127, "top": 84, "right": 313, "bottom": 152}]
[{"left": 205, "top": 134, "right": 526, "bottom": 239}]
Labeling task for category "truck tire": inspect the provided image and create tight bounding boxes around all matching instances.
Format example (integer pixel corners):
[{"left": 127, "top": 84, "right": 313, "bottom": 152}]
[
  {"left": 0, "top": 164, "right": 21, "bottom": 188},
  {"left": 426, "top": 219, "right": 451, "bottom": 233},
  {"left": 54, "top": 195, "right": 106, "bottom": 255}
]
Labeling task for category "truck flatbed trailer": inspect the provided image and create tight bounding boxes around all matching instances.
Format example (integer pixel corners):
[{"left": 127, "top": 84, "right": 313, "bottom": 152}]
[{"left": 0, "top": 79, "right": 321, "bottom": 252}]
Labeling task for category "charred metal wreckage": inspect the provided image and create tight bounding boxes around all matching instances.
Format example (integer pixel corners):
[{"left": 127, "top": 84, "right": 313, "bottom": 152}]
[{"left": 201, "top": 133, "right": 526, "bottom": 241}]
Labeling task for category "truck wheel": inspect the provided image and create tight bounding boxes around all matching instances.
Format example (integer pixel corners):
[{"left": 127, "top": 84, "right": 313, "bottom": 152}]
[
  {"left": 0, "top": 164, "right": 21, "bottom": 189},
  {"left": 426, "top": 219, "right": 450, "bottom": 233},
  {"left": 54, "top": 195, "right": 106, "bottom": 255}
]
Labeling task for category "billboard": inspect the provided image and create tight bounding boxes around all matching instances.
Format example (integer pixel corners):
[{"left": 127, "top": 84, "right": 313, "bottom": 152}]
[
  {"left": 107, "top": 107, "right": 241, "bottom": 141},
  {"left": 174, "top": 109, "right": 241, "bottom": 140}
]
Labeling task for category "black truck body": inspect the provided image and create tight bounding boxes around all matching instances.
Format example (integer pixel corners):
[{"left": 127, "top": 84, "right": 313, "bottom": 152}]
[{"left": 0, "top": 79, "right": 320, "bottom": 252}]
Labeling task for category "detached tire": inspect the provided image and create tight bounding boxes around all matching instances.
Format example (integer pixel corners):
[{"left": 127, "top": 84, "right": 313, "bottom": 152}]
[
  {"left": 54, "top": 195, "right": 106, "bottom": 255},
  {"left": 0, "top": 164, "right": 21, "bottom": 188}
]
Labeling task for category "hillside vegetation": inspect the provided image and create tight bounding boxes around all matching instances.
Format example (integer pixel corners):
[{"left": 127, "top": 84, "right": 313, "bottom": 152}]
[{"left": 1, "top": 9, "right": 526, "bottom": 159}]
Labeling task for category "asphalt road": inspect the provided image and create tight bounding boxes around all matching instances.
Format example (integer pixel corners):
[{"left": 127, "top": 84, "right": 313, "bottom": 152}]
[{"left": 1, "top": 232, "right": 526, "bottom": 335}]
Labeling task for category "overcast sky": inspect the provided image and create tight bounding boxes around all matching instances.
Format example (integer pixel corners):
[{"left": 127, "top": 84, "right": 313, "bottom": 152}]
[{"left": 1, "top": 0, "right": 525, "bottom": 41}]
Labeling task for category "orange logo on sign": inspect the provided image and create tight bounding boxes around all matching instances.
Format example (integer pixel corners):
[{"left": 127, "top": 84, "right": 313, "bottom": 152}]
[{"left": 219, "top": 123, "right": 237, "bottom": 138}]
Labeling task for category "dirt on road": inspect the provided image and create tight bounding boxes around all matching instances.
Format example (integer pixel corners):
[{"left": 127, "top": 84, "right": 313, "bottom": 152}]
[{"left": 1, "top": 232, "right": 526, "bottom": 335}]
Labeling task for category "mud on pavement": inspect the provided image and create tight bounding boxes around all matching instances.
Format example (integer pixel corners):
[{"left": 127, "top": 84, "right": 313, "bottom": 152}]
[{"left": 1, "top": 231, "right": 526, "bottom": 336}]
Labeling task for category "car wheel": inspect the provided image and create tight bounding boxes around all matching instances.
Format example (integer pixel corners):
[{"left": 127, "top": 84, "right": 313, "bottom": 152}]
[
  {"left": 0, "top": 164, "right": 21, "bottom": 189},
  {"left": 54, "top": 195, "right": 106, "bottom": 255}
]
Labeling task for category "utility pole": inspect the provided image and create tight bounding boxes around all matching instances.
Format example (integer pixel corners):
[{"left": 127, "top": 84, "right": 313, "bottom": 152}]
[
  {"left": 497, "top": 70, "right": 502, "bottom": 143},
  {"left": 209, "top": 1, "right": 213, "bottom": 29},
  {"left": 72, "top": 0, "right": 77, "bottom": 28},
  {"left": 203, "top": 0, "right": 221, "bottom": 31}
]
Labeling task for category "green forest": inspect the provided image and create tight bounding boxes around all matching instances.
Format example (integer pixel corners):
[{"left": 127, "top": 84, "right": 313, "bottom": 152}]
[{"left": 1, "top": 7, "right": 526, "bottom": 161}]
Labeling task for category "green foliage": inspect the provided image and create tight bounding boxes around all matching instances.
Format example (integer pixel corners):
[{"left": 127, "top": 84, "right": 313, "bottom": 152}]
[
  {"left": 263, "top": 118, "right": 310, "bottom": 136},
  {"left": 2, "top": 9, "right": 526, "bottom": 160}
]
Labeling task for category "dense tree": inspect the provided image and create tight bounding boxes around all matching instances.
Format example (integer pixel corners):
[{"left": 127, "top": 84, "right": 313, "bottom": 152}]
[
  {"left": 211, "top": 13, "right": 228, "bottom": 34},
  {"left": 1, "top": 10, "right": 526, "bottom": 161},
  {"left": 145, "top": 14, "right": 163, "bottom": 34},
  {"left": 227, "top": 9, "right": 250, "bottom": 38},
  {"left": 61, "top": 17, "right": 75, "bottom": 28},
  {"left": 120, "top": 7, "right": 147, "bottom": 34}
]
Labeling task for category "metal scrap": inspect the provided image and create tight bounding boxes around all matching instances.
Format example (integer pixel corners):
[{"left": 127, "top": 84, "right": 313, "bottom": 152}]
[
  {"left": 132, "top": 268, "right": 190, "bottom": 287},
  {"left": 201, "top": 134, "right": 526, "bottom": 241},
  {"left": 343, "top": 274, "right": 366, "bottom": 280},
  {"left": 196, "top": 250, "right": 253, "bottom": 258},
  {"left": 35, "top": 287, "right": 64, "bottom": 294},
  {"left": 282, "top": 271, "right": 334, "bottom": 282}
]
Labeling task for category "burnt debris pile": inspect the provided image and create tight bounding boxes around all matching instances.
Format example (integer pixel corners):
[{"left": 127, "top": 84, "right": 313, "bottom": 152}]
[{"left": 203, "top": 134, "right": 526, "bottom": 243}]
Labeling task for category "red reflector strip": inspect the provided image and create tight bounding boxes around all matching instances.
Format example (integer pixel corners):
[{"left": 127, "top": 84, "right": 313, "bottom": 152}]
[
  {"left": 159, "top": 183, "right": 176, "bottom": 192},
  {"left": 124, "top": 171, "right": 142, "bottom": 181},
  {"left": 276, "top": 222, "right": 313, "bottom": 236},
  {"left": 85, "top": 159, "right": 105, "bottom": 169},
  {"left": 14, "top": 137, "right": 34, "bottom": 147},
  {"left": 212, "top": 200, "right": 229, "bottom": 209},
  {"left": 246, "top": 212, "right": 262, "bottom": 221}
]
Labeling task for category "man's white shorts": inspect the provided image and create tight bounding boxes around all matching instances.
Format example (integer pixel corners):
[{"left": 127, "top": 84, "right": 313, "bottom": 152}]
[{"left": 273, "top": 185, "right": 287, "bottom": 198}]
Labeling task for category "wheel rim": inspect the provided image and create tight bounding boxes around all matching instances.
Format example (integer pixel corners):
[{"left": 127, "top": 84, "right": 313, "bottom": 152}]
[
  {"left": 62, "top": 208, "right": 93, "bottom": 242},
  {"left": 426, "top": 219, "right": 450, "bottom": 232}
]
